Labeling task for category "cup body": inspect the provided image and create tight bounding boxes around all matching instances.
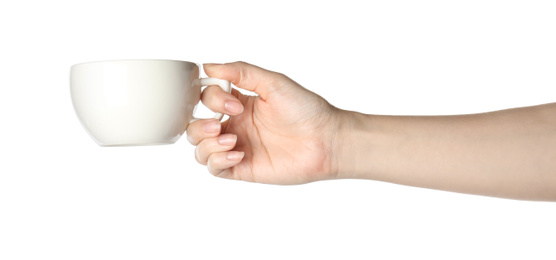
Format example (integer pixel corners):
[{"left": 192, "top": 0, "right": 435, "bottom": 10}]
[{"left": 70, "top": 60, "right": 201, "bottom": 146}]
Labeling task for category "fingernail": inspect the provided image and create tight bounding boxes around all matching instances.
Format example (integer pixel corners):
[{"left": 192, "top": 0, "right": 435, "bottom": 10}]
[
  {"left": 225, "top": 100, "right": 244, "bottom": 114},
  {"left": 226, "top": 151, "right": 245, "bottom": 161},
  {"left": 218, "top": 134, "right": 237, "bottom": 146},
  {"left": 202, "top": 120, "right": 221, "bottom": 134}
]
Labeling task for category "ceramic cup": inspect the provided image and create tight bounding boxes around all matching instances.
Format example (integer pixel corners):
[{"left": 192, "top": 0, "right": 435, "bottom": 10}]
[{"left": 70, "top": 59, "right": 231, "bottom": 146}]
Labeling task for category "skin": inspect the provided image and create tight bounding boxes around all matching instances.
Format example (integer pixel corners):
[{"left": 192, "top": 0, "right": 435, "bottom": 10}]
[{"left": 187, "top": 61, "right": 556, "bottom": 201}]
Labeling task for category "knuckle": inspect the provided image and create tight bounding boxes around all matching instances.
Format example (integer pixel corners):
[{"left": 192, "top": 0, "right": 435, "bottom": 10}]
[
  {"left": 207, "top": 157, "right": 220, "bottom": 176},
  {"left": 201, "top": 86, "right": 225, "bottom": 107},
  {"left": 196, "top": 139, "right": 213, "bottom": 165},
  {"left": 201, "top": 85, "right": 219, "bottom": 99},
  {"left": 187, "top": 134, "right": 198, "bottom": 145},
  {"left": 208, "top": 152, "right": 228, "bottom": 170},
  {"left": 194, "top": 146, "right": 205, "bottom": 165},
  {"left": 232, "top": 61, "right": 247, "bottom": 66},
  {"left": 274, "top": 72, "right": 291, "bottom": 82},
  {"left": 186, "top": 121, "right": 203, "bottom": 145}
]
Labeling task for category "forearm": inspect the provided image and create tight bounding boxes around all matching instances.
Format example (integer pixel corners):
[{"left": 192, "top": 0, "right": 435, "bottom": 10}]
[{"left": 336, "top": 103, "right": 556, "bottom": 201}]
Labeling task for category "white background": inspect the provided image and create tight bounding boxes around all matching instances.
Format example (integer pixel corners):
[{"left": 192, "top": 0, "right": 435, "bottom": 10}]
[{"left": 1, "top": 0, "right": 555, "bottom": 259}]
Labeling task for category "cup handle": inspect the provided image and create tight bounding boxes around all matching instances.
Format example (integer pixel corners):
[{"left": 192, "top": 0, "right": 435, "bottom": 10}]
[{"left": 192, "top": 77, "right": 232, "bottom": 122}]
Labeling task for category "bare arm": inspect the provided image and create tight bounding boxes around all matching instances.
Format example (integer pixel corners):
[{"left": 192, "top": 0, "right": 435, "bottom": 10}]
[
  {"left": 188, "top": 62, "right": 556, "bottom": 201},
  {"left": 335, "top": 103, "right": 556, "bottom": 201}
]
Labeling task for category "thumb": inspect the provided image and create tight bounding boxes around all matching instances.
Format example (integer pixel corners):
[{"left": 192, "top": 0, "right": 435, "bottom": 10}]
[{"left": 203, "top": 61, "right": 282, "bottom": 100}]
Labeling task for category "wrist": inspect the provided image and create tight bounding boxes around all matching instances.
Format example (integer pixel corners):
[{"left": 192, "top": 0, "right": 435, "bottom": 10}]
[{"left": 331, "top": 110, "right": 380, "bottom": 180}]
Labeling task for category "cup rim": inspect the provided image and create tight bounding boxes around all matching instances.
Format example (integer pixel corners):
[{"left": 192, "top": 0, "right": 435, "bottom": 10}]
[{"left": 71, "top": 59, "right": 200, "bottom": 69}]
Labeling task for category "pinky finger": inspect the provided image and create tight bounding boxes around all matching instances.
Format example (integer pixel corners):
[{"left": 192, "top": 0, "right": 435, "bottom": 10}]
[{"left": 207, "top": 151, "right": 245, "bottom": 177}]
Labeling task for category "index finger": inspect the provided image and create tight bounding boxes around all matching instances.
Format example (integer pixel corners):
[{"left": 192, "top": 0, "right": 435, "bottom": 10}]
[{"left": 203, "top": 61, "right": 283, "bottom": 101}]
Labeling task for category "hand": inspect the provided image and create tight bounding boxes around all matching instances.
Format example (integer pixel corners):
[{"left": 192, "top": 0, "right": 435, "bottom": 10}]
[
  {"left": 186, "top": 62, "right": 344, "bottom": 184},
  {"left": 186, "top": 62, "right": 556, "bottom": 200}
]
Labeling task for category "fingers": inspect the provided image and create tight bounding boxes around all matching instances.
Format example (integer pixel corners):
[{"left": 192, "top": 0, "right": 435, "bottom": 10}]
[
  {"left": 203, "top": 61, "right": 284, "bottom": 101},
  {"left": 201, "top": 85, "right": 244, "bottom": 116},
  {"left": 186, "top": 119, "right": 222, "bottom": 145},
  {"left": 207, "top": 151, "right": 245, "bottom": 177},
  {"left": 192, "top": 61, "right": 278, "bottom": 178},
  {"left": 187, "top": 119, "right": 244, "bottom": 176},
  {"left": 193, "top": 132, "right": 244, "bottom": 177},
  {"left": 194, "top": 134, "right": 237, "bottom": 165}
]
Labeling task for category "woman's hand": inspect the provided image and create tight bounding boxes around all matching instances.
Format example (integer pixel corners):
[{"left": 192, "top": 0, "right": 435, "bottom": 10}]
[{"left": 186, "top": 62, "right": 344, "bottom": 184}]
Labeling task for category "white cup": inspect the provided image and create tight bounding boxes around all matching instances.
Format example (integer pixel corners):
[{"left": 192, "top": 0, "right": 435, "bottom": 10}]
[{"left": 70, "top": 59, "right": 231, "bottom": 146}]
